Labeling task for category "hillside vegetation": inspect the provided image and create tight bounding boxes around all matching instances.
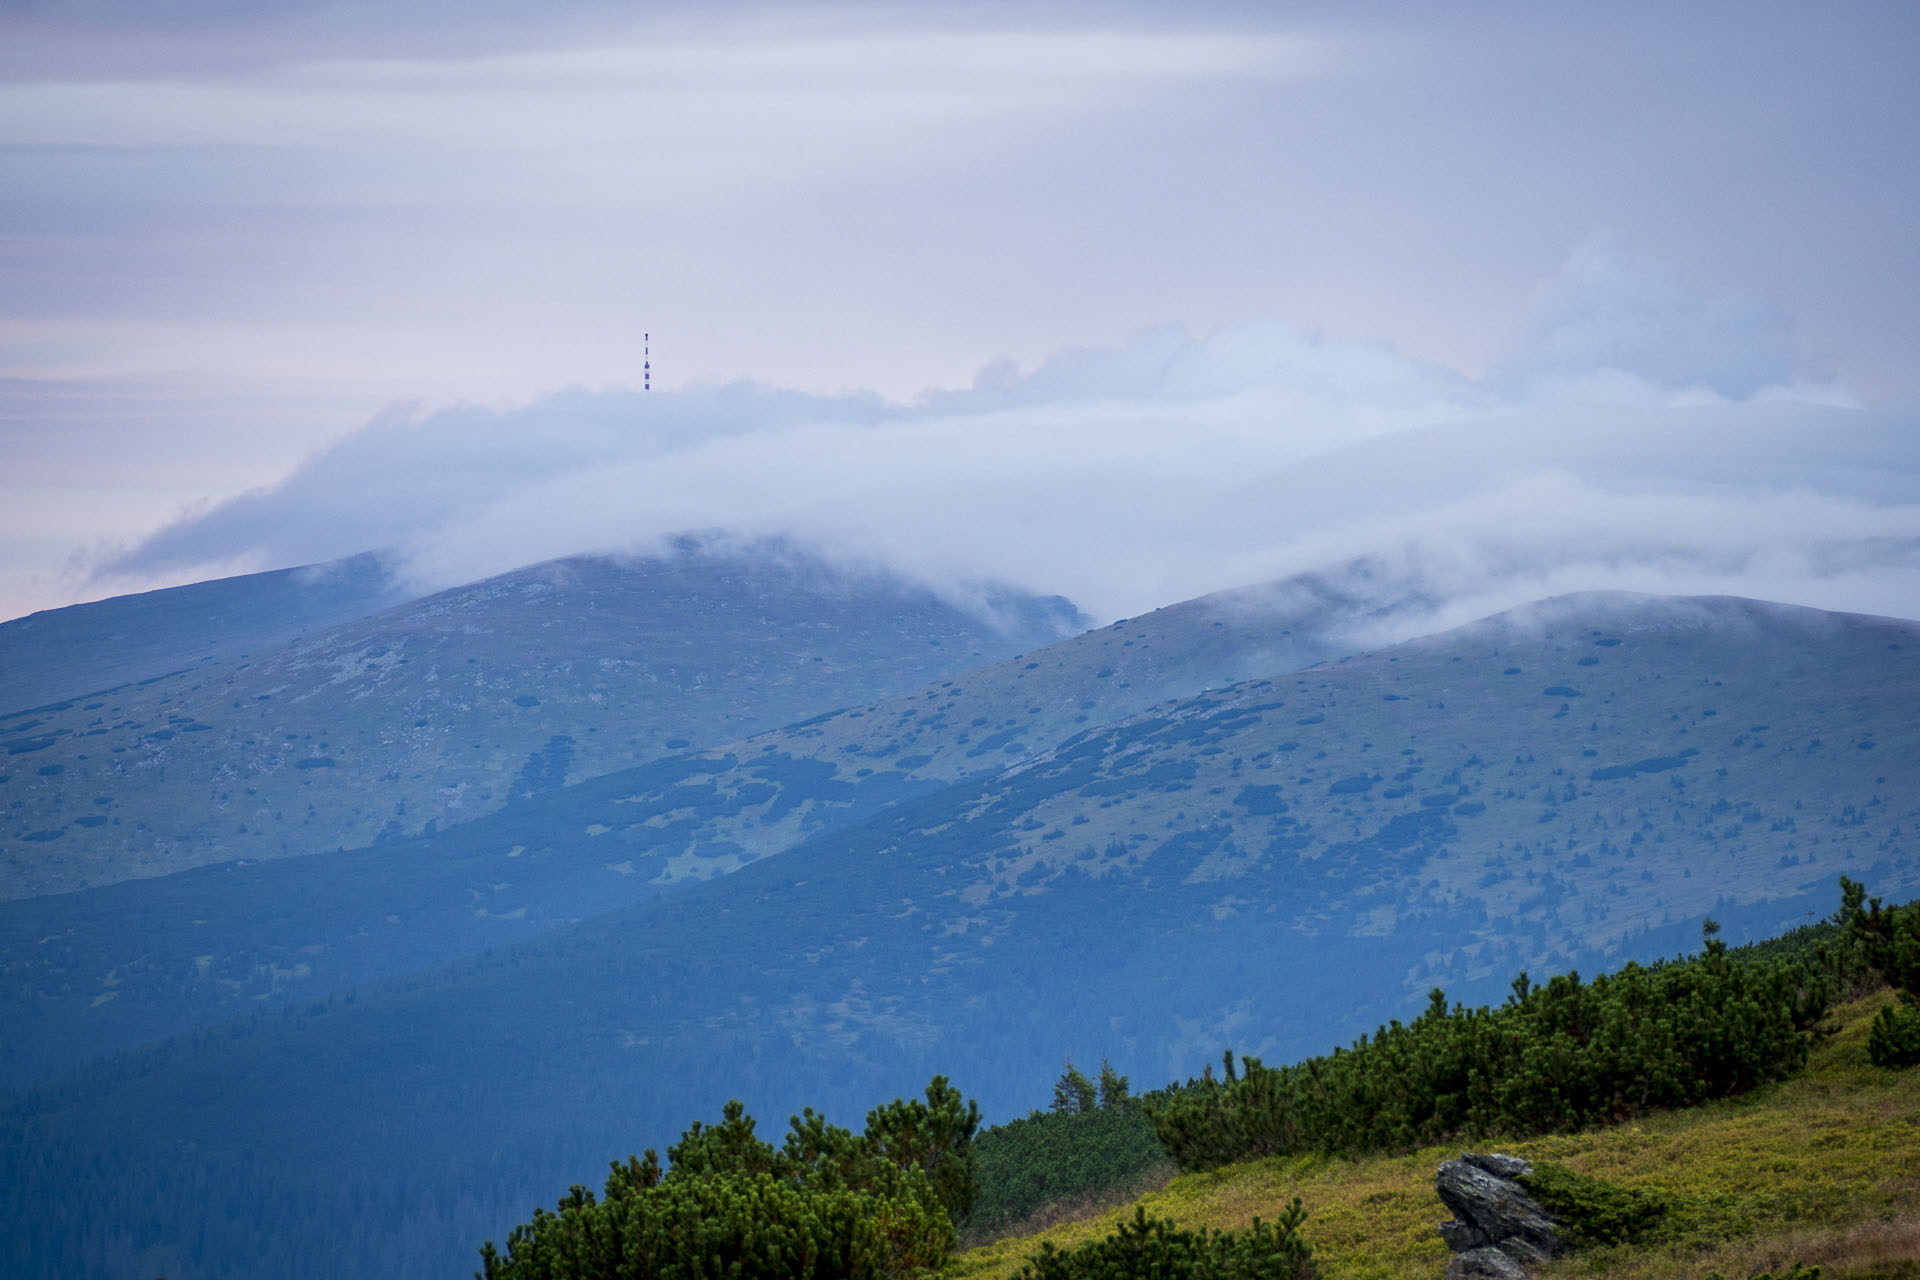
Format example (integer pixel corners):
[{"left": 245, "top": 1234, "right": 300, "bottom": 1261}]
[
  {"left": 1145, "top": 918, "right": 1842, "bottom": 1170},
  {"left": 4, "top": 594, "right": 1917, "bottom": 1280},
  {"left": 953, "top": 988, "right": 1919, "bottom": 1280},
  {"left": 0, "top": 562, "right": 1352, "bottom": 1091},
  {"left": 0, "top": 553, "right": 410, "bottom": 715},
  {"left": 8, "top": 590, "right": 1915, "bottom": 1098},
  {"left": 0, "top": 544, "right": 1082, "bottom": 900},
  {"left": 456, "top": 893, "right": 1908, "bottom": 1280}
]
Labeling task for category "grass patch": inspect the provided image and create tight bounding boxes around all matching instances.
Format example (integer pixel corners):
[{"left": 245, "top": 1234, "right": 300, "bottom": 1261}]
[{"left": 949, "top": 994, "right": 1920, "bottom": 1280}]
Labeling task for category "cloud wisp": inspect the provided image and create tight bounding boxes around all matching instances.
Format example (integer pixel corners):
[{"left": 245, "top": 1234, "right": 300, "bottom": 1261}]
[{"left": 86, "top": 242, "right": 1920, "bottom": 638}]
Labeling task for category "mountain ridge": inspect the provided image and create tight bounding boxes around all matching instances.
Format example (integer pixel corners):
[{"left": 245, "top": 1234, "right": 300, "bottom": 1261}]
[
  {"left": 0, "top": 544, "right": 1084, "bottom": 900},
  {"left": 0, "top": 552, "right": 411, "bottom": 714},
  {"left": 0, "top": 561, "right": 1534, "bottom": 1090},
  {"left": 4, "top": 588, "right": 1914, "bottom": 1280}
]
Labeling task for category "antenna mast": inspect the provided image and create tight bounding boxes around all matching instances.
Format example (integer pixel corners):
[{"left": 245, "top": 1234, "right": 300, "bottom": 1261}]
[{"left": 644, "top": 332, "right": 650, "bottom": 392}]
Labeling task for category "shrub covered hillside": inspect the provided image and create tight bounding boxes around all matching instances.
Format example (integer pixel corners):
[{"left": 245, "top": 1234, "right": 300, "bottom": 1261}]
[
  {"left": 471, "top": 885, "right": 1917, "bottom": 1279},
  {"left": 954, "top": 986, "right": 1918, "bottom": 1280},
  {"left": 1143, "top": 905, "right": 1875, "bottom": 1171},
  {"left": 477, "top": 1078, "right": 978, "bottom": 1280},
  {"left": 955, "top": 888, "right": 1919, "bottom": 1280},
  {"left": 1846, "top": 877, "right": 1920, "bottom": 1066}
]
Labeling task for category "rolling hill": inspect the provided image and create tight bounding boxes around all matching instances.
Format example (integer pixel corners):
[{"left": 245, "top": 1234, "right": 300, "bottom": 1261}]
[
  {"left": 4, "top": 590, "right": 1915, "bottom": 1280},
  {"left": 0, "top": 540, "right": 1084, "bottom": 901},
  {"left": 0, "top": 559, "right": 1395, "bottom": 1091},
  {"left": 0, "top": 552, "right": 410, "bottom": 715}
]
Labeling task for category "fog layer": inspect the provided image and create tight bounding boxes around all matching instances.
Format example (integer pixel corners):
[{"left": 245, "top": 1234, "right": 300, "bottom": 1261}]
[{"left": 93, "top": 244, "right": 1920, "bottom": 635}]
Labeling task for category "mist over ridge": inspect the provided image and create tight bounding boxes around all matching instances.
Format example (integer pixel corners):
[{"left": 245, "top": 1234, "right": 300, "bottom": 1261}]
[{"left": 82, "top": 240, "right": 1920, "bottom": 641}]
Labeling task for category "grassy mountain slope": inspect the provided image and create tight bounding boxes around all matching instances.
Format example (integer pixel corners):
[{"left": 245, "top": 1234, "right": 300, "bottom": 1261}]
[
  {"left": 891, "top": 591, "right": 1920, "bottom": 982},
  {"left": 0, "top": 553, "right": 410, "bottom": 715},
  {"left": 0, "top": 747, "right": 954, "bottom": 1091},
  {"left": 0, "top": 544, "right": 1083, "bottom": 900},
  {"left": 3, "top": 592, "right": 1915, "bottom": 1280},
  {"left": 951, "top": 991, "right": 1920, "bottom": 1280},
  {"left": 0, "top": 563, "right": 1393, "bottom": 1089}
]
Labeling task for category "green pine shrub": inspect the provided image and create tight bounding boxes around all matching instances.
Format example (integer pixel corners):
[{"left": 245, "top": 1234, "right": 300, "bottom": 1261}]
[
  {"left": 1014, "top": 1202, "right": 1316, "bottom": 1280},
  {"left": 1516, "top": 1161, "right": 1670, "bottom": 1247},
  {"left": 477, "top": 1169, "right": 951, "bottom": 1280},
  {"left": 970, "top": 1101, "right": 1172, "bottom": 1237},
  {"left": 478, "top": 1077, "right": 978, "bottom": 1280},
  {"left": 1147, "top": 905, "right": 1869, "bottom": 1171},
  {"left": 1866, "top": 1001, "right": 1920, "bottom": 1068},
  {"left": 1843, "top": 876, "right": 1920, "bottom": 1069}
]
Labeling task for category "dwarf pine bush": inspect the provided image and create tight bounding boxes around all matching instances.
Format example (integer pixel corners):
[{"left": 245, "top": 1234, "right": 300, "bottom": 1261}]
[
  {"left": 478, "top": 1077, "right": 978, "bottom": 1280},
  {"left": 1015, "top": 1202, "right": 1316, "bottom": 1280},
  {"left": 1843, "top": 876, "right": 1920, "bottom": 1068},
  {"left": 1146, "top": 910, "right": 1860, "bottom": 1170}
]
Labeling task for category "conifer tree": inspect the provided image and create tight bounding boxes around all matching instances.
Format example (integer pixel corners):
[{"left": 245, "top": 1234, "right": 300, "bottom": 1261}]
[
  {"left": 862, "top": 1075, "right": 981, "bottom": 1225},
  {"left": 1052, "top": 1061, "right": 1096, "bottom": 1115},
  {"left": 477, "top": 1077, "right": 978, "bottom": 1279},
  {"left": 1842, "top": 876, "right": 1920, "bottom": 1067},
  {"left": 1097, "top": 1059, "right": 1131, "bottom": 1111}
]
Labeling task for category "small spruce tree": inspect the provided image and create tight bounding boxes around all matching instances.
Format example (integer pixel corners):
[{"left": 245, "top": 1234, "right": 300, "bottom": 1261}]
[
  {"left": 1052, "top": 1060, "right": 1096, "bottom": 1115},
  {"left": 1843, "top": 876, "right": 1920, "bottom": 1067},
  {"left": 1098, "top": 1059, "right": 1131, "bottom": 1110}
]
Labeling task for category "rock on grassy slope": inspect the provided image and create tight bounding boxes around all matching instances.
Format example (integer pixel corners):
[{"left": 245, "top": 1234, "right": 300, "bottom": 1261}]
[{"left": 950, "top": 992, "right": 1920, "bottom": 1280}]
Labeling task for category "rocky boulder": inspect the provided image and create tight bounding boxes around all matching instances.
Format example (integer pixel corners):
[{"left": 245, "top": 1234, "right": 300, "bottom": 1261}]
[
  {"left": 1444, "top": 1246, "right": 1532, "bottom": 1280},
  {"left": 1436, "top": 1153, "right": 1566, "bottom": 1279}
]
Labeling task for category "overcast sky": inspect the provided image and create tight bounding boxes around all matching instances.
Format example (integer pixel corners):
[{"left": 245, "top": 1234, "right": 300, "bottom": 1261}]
[{"left": 3, "top": 0, "right": 1918, "bottom": 626}]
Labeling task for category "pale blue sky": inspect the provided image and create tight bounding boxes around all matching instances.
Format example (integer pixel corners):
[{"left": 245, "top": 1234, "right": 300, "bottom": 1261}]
[{"left": 3, "top": 1, "right": 1917, "bottom": 622}]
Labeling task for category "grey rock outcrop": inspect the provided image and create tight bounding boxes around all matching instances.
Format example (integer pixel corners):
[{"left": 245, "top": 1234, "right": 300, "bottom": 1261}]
[
  {"left": 1436, "top": 1153, "right": 1565, "bottom": 1280},
  {"left": 1463, "top": 1153, "right": 1531, "bottom": 1180},
  {"left": 1445, "top": 1246, "right": 1531, "bottom": 1280}
]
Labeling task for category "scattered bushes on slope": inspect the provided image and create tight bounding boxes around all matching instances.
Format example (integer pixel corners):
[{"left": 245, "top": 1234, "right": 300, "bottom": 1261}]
[
  {"left": 1015, "top": 1203, "right": 1316, "bottom": 1280},
  {"left": 1147, "top": 906, "right": 1869, "bottom": 1171},
  {"left": 477, "top": 1077, "right": 978, "bottom": 1280},
  {"left": 1843, "top": 876, "right": 1920, "bottom": 1068}
]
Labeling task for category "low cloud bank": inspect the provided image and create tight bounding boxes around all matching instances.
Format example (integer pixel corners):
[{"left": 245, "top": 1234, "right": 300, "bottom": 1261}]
[{"left": 93, "top": 246, "right": 1920, "bottom": 637}]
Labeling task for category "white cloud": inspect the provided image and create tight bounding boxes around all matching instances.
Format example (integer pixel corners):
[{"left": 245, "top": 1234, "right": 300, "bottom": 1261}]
[
  {"left": 1492, "top": 235, "right": 1802, "bottom": 401},
  {"left": 88, "top": 243, "right": 1920, "bottom": 636}
]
